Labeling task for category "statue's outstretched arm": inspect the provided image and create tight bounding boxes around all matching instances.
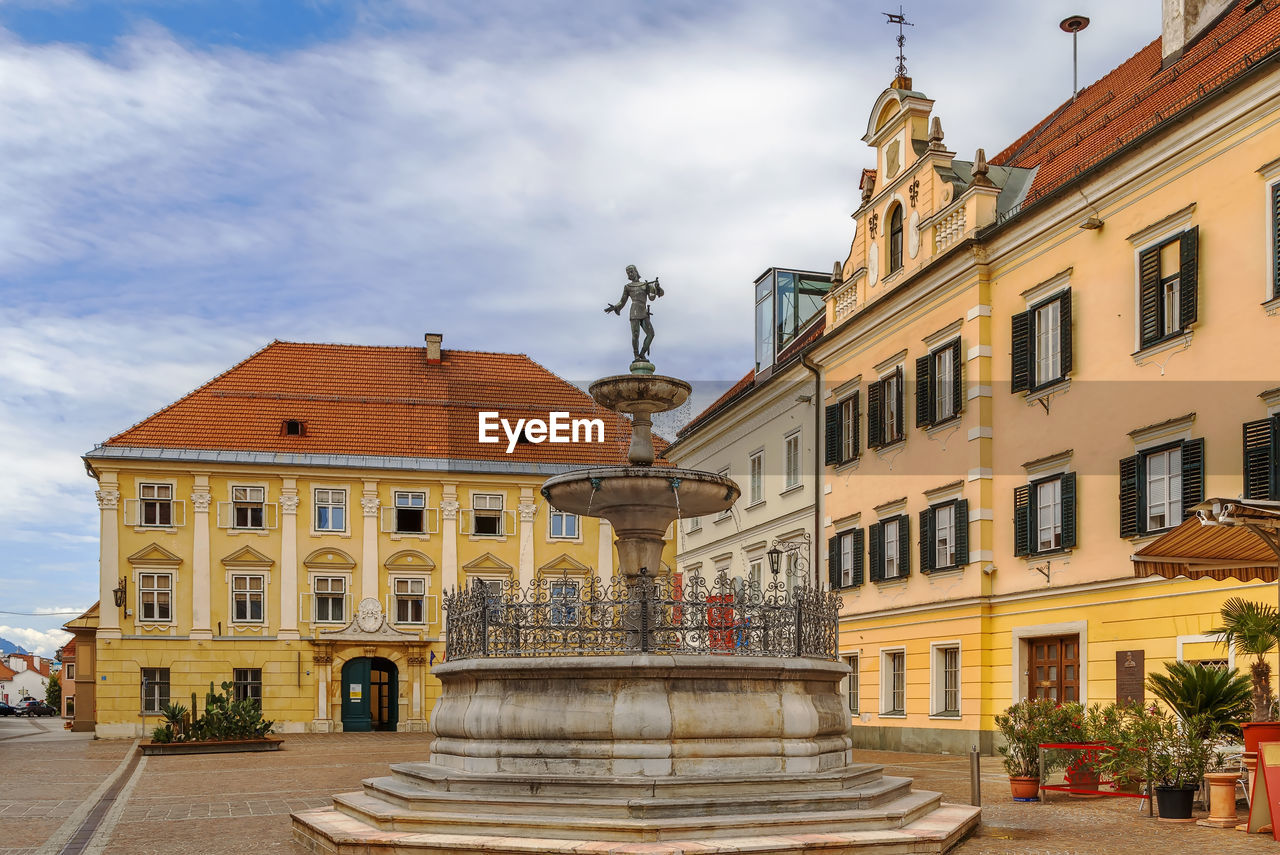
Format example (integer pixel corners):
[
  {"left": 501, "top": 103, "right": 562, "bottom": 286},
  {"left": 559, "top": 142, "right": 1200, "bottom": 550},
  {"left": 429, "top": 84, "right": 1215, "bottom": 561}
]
[{"left": 604, "top": 287, "right": 629, "bottom": 314}]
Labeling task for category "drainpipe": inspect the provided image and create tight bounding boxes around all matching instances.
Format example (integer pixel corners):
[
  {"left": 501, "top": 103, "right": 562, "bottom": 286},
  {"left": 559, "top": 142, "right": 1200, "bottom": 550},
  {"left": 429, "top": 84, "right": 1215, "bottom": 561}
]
[{"left": 800, "top": 350, "right": 823, "bottom": 588}]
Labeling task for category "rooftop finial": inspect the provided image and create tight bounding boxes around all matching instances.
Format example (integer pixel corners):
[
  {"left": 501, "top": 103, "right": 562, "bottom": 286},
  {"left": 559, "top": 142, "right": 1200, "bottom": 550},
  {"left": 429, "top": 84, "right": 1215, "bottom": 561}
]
[
  {"left": 928, "top": 116, "right": 945, "bottom": 150},
  {"left": 883, "top": 6, "right": 914, "bottom": 85},
  {"left": 972, "top": 148, "right": 994, "bottom": 187}
]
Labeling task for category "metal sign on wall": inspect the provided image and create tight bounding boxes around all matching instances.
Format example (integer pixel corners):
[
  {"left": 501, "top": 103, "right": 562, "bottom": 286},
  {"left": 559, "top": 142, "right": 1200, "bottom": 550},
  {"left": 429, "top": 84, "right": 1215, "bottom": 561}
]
[{"left": 1115, "top": 650, "right": 1145, "bottom": 704}]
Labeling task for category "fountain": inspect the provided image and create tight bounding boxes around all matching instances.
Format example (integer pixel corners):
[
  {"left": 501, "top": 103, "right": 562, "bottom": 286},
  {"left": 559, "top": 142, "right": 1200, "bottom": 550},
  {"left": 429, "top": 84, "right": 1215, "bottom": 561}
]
[{"left": 292, "top": 271, "right": 979, "bottom": 853}]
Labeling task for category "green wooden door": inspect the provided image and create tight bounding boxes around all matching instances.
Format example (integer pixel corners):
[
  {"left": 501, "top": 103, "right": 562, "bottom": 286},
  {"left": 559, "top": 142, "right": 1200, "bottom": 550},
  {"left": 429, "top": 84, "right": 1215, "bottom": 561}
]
[{"left": 341, "top": 658, "right": 372, "bottom": 732}]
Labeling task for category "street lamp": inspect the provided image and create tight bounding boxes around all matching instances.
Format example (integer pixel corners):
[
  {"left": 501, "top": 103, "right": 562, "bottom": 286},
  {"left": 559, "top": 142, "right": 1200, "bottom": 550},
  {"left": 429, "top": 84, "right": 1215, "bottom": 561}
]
[
  {"left": 766, "top": 545, "right": 783, "bottom": 578},
  {"left": 112, "top": 577, "right": 127, "bottom": 609}
]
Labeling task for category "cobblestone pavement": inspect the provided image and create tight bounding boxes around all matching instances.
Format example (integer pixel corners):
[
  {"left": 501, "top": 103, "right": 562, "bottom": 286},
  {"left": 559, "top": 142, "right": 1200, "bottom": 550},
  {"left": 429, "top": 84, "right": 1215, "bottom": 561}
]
[{"left": 4, "top": 732, "right": 1280, "bottom": 854}]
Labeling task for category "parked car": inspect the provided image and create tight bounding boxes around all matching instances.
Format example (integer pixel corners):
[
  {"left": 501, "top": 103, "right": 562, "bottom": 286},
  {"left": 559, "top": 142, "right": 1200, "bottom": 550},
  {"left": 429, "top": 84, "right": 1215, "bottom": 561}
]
[
  {"left": 0, "top": 701, "right": 16, "bottom": 716},
  {"left": 18, "top": 700, "right": 57, "bottom": 717}
]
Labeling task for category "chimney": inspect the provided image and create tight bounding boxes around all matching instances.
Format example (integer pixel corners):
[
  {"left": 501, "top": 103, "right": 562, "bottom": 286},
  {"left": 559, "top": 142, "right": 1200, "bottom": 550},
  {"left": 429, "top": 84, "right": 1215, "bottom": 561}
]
[
  {"left": 424, "top": 333, "right": 442, "bottom": 365},
  {"left": 1162, "top": 0, "right": 1234, "bottom": 64}
]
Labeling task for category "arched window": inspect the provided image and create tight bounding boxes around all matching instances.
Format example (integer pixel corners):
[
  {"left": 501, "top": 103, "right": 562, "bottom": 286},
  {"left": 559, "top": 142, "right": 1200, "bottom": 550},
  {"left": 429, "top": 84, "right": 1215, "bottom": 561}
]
[{"left": 888, "top": 205, "right": 904, "bottom": 273}]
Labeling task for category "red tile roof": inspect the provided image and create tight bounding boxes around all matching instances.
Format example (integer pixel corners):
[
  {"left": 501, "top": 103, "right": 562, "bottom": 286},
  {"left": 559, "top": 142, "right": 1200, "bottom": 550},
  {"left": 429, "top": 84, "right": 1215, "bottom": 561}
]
[
  {"left": 4, "top": 654, "right": 50, "bottom": 678},
  {"left": 101, "top": 341, "right": 660, "bottom": 467},
  {"left": 58, "top": 640, "right": 76, "bottom": 661},
  {"left": 0, "top": 662, "right": 16, "bottom": 681},
  {"left": 993, "top": 2, "right": 1280, "bottom": 210}
]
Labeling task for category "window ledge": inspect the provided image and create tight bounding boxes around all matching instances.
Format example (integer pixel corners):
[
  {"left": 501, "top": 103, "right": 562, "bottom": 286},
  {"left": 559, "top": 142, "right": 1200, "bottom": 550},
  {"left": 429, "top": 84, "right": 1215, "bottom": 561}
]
[
  {"left": 835, "top": 457, "right": 861, "bottom": 473},
  {"left": 390, "top": 532, "right": 432, "bottom": 540},
  {"left": 311, "top": 531, "right": 352, "bottom": 538},
  {"left": 1264, "top": 295, "right": 1280, "bottom": 316},
  {"left": 924, "top": 566, "right": 965, "bottom": 577},
  {"left": 548, "top": 536, "right": 583, "bottom": 543},
  {"left": 878, "top": 712, "right": 907, "bottom": 719},
  {"left": 1024, "top": 547, "right": 1073, "bottom": 560},
  {"left": 875, "top": 575, "right": 909, "bottom": 586},
  {"left": 133, "top": 526, "right": 179, "bottom": 534},
  {"left": 714, "top": 514, "right": 733, "bottom": 525},
  {"left": 228, "top": 529, "right": 271, "bottom": 537},
  {"left": 1127, "top": 529, "right": 1173, "bottom": 545},
  {"left": 1132, "top": 330, "right": 1193, "bottom": 365},
  {"left": 1026, "top": 378, "right": 1070, "bottom": 407},
  {"left": 925, "top": 416, "right": 962, "bottom": 436},
  {"left": 468, "top": 535, "right": 509, "bottom": 542},
  {"left": 745, "top": 499, "right": 766, "bottom": 510},
  {"left": 780, "top": 483, "right": 805, "bottom": 497},
  {"left": 929, "top": 712, "right": 963, "bottom": 720}
]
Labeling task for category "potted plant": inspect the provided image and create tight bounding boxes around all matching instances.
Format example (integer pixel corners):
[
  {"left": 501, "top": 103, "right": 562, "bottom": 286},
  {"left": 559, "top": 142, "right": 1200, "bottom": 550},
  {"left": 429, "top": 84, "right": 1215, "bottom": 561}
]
[
  {"left": 1146, "top": 660, "right": 1250, "bottom": 737},
  {"left": 1148, "top": 711, "right": 1220, "bottom": 822},
  {"left": 995, "top": 697, "right": 1081, "bottom": 800},
  {"left": 1212, "top": 597, "right": 1280, "bottom": 752}
]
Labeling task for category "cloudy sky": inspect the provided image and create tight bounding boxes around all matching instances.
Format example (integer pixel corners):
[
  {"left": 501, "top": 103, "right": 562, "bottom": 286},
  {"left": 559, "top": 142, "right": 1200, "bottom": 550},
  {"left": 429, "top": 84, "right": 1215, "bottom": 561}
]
[{"left": 0, "top": 0, "right": 1158, "bottom": 654}]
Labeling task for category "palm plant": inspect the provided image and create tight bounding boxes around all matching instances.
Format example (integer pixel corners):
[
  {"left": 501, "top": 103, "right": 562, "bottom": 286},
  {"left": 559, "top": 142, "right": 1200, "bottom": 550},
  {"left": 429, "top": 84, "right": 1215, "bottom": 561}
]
[
  {"left": 1146, "top": 661, "right": 1250, "bottom": 736},
  {"left": 1211, "top": 597, "right": 1280, "bottom": 722}
]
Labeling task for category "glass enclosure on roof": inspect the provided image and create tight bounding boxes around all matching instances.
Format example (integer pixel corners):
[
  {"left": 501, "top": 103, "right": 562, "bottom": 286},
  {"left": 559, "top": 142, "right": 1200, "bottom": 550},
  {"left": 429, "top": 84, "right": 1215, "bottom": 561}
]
[{"left": 755, "top": 268, "right": 831, "bottom": 372}]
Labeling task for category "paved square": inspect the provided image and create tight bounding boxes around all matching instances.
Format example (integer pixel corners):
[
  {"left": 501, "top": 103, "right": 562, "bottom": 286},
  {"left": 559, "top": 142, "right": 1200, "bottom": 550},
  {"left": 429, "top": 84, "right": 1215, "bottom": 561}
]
[{"left": 2, "top": 721, "right": 1277, "bottom": 855}]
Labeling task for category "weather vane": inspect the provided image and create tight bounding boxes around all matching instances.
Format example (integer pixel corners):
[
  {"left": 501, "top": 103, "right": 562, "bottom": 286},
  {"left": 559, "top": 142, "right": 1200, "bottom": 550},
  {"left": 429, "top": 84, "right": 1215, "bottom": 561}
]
[{"left": 883, "top": 7, "right": 913, "bottom": 79}]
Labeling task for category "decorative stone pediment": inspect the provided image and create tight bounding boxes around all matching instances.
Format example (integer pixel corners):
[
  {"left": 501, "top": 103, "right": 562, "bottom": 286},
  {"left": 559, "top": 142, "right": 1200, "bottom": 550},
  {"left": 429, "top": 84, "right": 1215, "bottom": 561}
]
[
  {"left": 462, "top": 552, "right": 513, "bottom": 572},
  {"left": 384, "top": 550, "right": 435, "bottom": 572},
  {"left": 302, "top": 548, "right": 356, "bottom": 570},
  {"left": 221, "top": 545, "right": 274, "bottom": 569},
  {"left": 536, "top": 553, "right": 591, "bottom": 577},
  {"left": 127, "top": 543, "right": 182, "bottom": 569},
  {"left": 317, "top": 597, "right": 416, "bottom": 642}
]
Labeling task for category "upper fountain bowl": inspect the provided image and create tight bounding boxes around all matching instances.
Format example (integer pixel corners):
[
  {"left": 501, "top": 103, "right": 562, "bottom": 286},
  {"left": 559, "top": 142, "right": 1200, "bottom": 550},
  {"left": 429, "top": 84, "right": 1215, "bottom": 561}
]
[{"left": 590, "top": 374, "right": 690, "bottom": 415}]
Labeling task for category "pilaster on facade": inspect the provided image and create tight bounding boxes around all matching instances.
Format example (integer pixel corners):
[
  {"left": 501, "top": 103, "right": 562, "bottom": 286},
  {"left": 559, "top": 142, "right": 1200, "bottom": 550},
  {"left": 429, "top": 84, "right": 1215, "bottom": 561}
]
[
  {"left": 96, "top": 482, "right": 122, "bottom": 637},
  {"left": 360, "top": 481, "right": 380, "bottom": 601},
  {"left": 279, "top": 479, "right": 300, "bottom": 640},
  {"left": 517, "top": 487, "right": 536, "bottom": 585},
  {"left": 190, "top": 475, "right": 213, "bottom": 640},
  {"left": 439, "top": 488, "right": 460, "bottom": 593}
]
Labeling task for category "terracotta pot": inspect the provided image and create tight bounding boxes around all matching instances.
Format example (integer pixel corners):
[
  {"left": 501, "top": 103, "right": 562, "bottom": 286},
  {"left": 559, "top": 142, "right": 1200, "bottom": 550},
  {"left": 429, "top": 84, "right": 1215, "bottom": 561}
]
[
  {"left": 1009, "top": 776, "right": 1040, "bottom": 801},
  {"left": 1241, "top": 722, "right": 1280, "bottom": 753},
  {"left": 1197, "top": 771, "right": 1242, "bottom": 828}
]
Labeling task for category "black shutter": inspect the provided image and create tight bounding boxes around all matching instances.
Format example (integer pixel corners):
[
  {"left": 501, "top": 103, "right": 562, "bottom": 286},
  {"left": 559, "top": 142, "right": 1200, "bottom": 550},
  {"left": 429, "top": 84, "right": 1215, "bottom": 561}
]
[
  {"left": 1060, "top": 473, "right": 1077, "bottom": 549},
  {"left": 1119, "top": 454, "right": 1141, "bottom": 538},
  {"left": 1273, "top": 182, "right": 1280, "bottom": 299},
  {"left": 919, "top": 507, "right": 935, "bottom": 573},
  {"left": 869, "top": 522, "right": 884, "bottom": 582},
  {"left": 1011, "top": 309, "right": 1032, "bottom": 393},
  {"left": 825, "top": 403, "right": 842, "bottom": 466},
  {"left": 1058, "top": 289, "right": 1072, "bottom": 378},
  {"left": 850, "top": 392, "right": 861, "bottom": 460},
  {"left": 867, "top": 381, "right": 883, "bottom": 448},
  {"left": 828, "top": 535, "right": 841, "bottom": 588},
  {"left": 950, "top": 339, "right": 963, "bottom": 417},
  {"left": 894, "top": 367, "right": 905, "bottom": 441},
  {"left": 1139, "top": 246, "right": 1161, "bottom": 348},
  {"left": 1180, "top": 437, "right": 1205, "bottom": 519},
  {"left": 1179, "top": 226, "right": 1199, "bottom": 329},
  {"left": 954, "top": 499, "right": 969, "bottom": 566},
  {"left": 916, "top": 355, "right": 933, "bottom": 428},
  {"left": 898, "top": 515, "right": 911, "bottom": 576},
  {"left": 850, "top": 528, "right": 865, "bottom": 587},
  {"left": 1243, "top": 418, "right": 1274, "bottom": 500},
  {"left": 1013, "top": 485, "right": 1031, "bottom": 556}
]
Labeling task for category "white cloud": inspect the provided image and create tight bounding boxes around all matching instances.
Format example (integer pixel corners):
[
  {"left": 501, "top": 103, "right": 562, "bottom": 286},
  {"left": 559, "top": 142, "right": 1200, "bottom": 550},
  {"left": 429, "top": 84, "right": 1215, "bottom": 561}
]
[{"left": 0, "top": 625, "right": 72, "bottom": 657}]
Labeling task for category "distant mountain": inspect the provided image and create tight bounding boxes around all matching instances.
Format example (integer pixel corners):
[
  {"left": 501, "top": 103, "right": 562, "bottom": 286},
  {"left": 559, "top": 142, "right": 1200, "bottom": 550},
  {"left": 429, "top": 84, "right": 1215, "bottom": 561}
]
[{"left": 0, "top": 638, "right": 32, "bottom": 656}]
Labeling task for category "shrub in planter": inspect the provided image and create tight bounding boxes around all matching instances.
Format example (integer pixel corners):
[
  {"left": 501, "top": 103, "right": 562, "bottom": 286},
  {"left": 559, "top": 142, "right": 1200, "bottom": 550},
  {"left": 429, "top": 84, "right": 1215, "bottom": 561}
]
[
  {"left": 1146, "top": 661, "right": 1250, "bottom": 738},
  {"left": 995, "top": 698, "right": 1084, "bottom": 799},
  {"left": 1148, "top": 711, "right": 1222, "bottom": 821},
  {"left": 1086, "top": 701, "right": 1161, "bottom": 792}
]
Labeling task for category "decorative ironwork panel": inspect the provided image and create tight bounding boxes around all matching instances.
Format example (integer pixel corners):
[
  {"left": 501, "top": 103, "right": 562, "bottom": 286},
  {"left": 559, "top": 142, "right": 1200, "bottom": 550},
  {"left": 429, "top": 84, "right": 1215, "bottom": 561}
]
[{"left": 443, "top": 568, "right": 841, "bottom": 662}]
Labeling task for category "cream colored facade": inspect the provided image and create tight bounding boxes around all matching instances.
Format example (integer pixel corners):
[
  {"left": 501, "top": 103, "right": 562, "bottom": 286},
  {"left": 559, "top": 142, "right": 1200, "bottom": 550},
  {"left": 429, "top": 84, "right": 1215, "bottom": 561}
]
[
  {"left": 811, "top": 11, "right": 1280, "bottom": 753},
  {"left": 86, "top": 454, "right": 669, "bottom": 738}
]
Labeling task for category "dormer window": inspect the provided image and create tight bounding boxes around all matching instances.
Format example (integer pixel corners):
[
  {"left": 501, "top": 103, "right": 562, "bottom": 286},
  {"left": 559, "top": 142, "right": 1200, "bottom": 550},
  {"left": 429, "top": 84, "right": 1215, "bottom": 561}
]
[
  {"left": 754, "top": 268, "right": 832, "bottom": 371},
  {"left": 282, "top": 419, "right": 305, "bottom": 437},
  {"left": 888, "top": 205, "right": 904, "bottom": 273}
]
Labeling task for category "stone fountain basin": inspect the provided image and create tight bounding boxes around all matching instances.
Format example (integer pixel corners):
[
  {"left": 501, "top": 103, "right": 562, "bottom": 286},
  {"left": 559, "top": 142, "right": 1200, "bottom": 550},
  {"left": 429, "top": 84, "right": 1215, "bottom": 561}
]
[
  {"left": 542, "top": 466, "right": 739, "bottom": 524},
  {"left": 589, "top": 374, "right": 691, "bottom": 414}
]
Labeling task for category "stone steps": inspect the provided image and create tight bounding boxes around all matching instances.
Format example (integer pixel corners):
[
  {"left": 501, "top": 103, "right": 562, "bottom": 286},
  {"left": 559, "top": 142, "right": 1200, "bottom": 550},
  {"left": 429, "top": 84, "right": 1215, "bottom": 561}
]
[
  {"left": 361, "top": 771, "right": 915, "bottom": 819},
  {"left": 329, "top": 785, "right": 942, "bottom": 841},
  {"left": 388, "top": 760, "right": 889, "bottom": 798},
  {"left": 291, "top": 801, "right": 981, "bottom": 855}
]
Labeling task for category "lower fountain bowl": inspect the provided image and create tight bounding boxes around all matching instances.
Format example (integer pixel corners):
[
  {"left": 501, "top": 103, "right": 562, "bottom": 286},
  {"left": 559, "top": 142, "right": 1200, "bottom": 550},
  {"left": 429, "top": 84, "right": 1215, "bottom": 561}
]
[{"left": 541, "top": 466, "right": 739, "bottom": 524}]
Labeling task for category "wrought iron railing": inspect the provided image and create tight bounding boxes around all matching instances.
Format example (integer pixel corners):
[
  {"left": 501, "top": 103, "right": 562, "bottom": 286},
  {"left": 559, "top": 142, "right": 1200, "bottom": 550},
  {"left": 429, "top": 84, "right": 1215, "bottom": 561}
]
[{"left": 443, "top": 568, "right": 842, "bottom": 661}]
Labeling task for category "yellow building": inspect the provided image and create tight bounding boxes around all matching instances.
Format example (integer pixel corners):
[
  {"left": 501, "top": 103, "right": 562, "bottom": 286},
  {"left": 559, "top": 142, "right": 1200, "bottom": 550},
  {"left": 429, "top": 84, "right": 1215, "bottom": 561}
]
[
  {"left": 84, "top": 335, "right": 672, "bottom": 737},
  {"left": 806, "top": 1, "right": 1280, "bottom": 752}
]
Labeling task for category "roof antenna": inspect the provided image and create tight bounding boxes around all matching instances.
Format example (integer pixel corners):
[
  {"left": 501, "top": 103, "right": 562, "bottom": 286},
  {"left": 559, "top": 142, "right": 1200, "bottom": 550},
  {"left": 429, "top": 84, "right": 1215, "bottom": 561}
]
[
  {"left": 1060, "top": 15, "right": 1090, "bottom": 101},
  {"left": 883, "top": 7, "right": 914, "bottom": 86}
]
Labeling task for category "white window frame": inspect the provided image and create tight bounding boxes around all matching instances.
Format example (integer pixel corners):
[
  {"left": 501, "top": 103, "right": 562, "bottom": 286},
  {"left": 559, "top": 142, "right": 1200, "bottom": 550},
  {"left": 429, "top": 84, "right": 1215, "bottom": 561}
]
[
  {"left": 748, "top": 449, "right": 765, "bottom": 506},
  {"left": 230, "top": 573, "right": 266, "bottom": 624},
  {"left": 1033, "top": 299, "right": 1061, "bottom": 387},
  {"left": 784, "top": 431, "right": 802, "bottom": 490},
  {"left": 686, "top": 516, "right": 702, "bottom": 533},
  {"left": 139, "top": 482, "right": 174, "bottom": 527},
  {"left": 882, "top": 371, "right": 901, "bottom": 443},
  {"left": 313, "top": 487, "right": 347, "bottom": 534},
  {"left": 933, "top": 503, "right": 956, "bottom": 569},
  {"left": 232, "top": 668, "right": 262, "bottom": 703},
  {"left": 392, "top": 576, "right": 427, "bottom": 625},
  {"left": 139, "top": 572, "right": 173, "bottom": 624},
  {"left": 217, "top": 484, "right": 278, "bottom": 532},
  {"left": 930, "top": 641, "right": 962, "bottom": 718},
  {"left": 382, "top": 489, "right": 440, "bottom": 536},
  {"left": 65, "top": 663, "right": 75, "bottom": 680},
  {"left": 846, "top": 654, "right": 860, "bottom": 715},
  {"left": 1144, "top": 446, "right": 1182, "bottom": 532},
  {"left": 233, "top": 485, "right": 267, "bottom": 530},
  {"left": 839, "top": 530, "right": 856, "bottom": 587},
  {"left": 879, "top": 647, "right": 906, "bottom": 716},
  {"left": 549, "top": 509, "right": 580, "bottom": 540},
  {"left": 469, "top": 493, "right": 506, "bottom": 537},
  {"left": 839, "top": 395, "right": 857, "bottom": 462},
  {"left": 312, "top": 575, "right": 348, "bottom": 624},
  {"left": 933, "top": 345, "right": 955, "bottom": 422},
  {"left": 883, "top": 518, "right": 902, "bottom": 579},
  {"left": 1035, "top": 477, "right": 1063, "bottom": 552},
  {"left": 141, "top": 667, "right": 170, "bottom": 714},
  {"left": 716, "top": 468, "right": 732, "bottom": 519}
]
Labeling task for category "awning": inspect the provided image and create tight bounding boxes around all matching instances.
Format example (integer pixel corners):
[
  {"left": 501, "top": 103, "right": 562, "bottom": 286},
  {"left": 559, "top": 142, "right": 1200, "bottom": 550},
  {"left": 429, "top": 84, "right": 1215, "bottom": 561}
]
[{"left": 1132, "top": 499, "right": 1280, "bottom": 583}]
